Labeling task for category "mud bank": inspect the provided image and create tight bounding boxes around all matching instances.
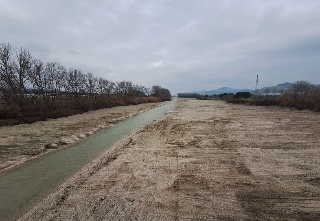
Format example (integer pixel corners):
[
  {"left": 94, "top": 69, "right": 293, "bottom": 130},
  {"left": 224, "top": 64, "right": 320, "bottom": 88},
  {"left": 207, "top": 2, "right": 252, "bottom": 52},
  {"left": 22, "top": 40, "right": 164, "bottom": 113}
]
[{"left": 20, "top": 99, "right": 320, "bottom": 220}]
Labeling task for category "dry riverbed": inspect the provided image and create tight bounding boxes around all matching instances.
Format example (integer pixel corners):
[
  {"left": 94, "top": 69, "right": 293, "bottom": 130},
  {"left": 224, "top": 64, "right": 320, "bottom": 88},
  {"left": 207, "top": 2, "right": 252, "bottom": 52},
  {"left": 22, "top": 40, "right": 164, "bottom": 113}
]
[
  {"left": 19, "top": 99, "right": 320, "bottom": 220},
  {"left": 0, "top": 102, "right": 161, "bottom": 172}
]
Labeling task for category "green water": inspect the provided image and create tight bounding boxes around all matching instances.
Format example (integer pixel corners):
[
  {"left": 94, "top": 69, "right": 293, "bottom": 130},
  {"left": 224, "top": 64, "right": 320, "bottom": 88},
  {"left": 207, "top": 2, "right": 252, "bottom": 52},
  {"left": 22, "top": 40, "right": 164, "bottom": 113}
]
[{"left": 0, "top": 99, "right": 175, "bottom": 221}]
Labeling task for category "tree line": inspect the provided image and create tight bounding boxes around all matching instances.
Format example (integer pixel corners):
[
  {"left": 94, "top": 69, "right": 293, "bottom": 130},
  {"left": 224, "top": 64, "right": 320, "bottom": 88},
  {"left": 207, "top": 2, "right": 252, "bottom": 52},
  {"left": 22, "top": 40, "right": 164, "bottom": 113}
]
[
  {"left": 0, "top": 42, "right": 171, "bottom": 124},
  {"left": 217, "top": 81, "right": 320, "bottom": 112},
  {"left": 273, "top": 81, "right": 320, "bottom": 111}
]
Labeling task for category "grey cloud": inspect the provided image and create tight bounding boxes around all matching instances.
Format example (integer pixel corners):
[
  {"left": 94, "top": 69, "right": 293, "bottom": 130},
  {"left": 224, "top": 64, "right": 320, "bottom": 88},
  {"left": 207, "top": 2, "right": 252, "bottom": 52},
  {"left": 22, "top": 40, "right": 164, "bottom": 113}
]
[{"left": 1, "top": 0, "right": 320, "bottom": 94}]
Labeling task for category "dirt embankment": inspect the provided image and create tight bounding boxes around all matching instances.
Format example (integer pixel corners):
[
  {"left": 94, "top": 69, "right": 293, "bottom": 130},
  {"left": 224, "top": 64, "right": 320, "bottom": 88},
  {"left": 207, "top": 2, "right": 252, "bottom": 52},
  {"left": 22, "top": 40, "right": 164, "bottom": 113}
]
[
  {"left": 20, "top": 99, "right": 320, "bottom": 220},
  {"left": 0, "top": 102, "right": 161, "bottom": 172}
]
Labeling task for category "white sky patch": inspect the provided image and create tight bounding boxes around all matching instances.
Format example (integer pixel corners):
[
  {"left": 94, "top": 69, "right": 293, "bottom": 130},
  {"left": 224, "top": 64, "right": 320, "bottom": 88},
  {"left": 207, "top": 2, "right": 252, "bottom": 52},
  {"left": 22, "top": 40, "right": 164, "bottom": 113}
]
[{"left": 148, "top": 61, "right": 164, "bottom": 70}]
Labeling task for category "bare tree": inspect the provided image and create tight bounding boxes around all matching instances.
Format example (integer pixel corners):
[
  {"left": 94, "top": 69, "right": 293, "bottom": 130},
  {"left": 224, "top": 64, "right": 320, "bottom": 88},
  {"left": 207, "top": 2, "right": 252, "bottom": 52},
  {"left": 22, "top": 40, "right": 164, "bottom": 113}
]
[
  {"left": 115, "top": 81, "right": 133, "bottom": 99},
  {"left": 85, "top": 73, "right": 98, "bottom": 96},
  {"left": 16, "top": 47, "right": 33, "bottom": 107},
  {"left": 45, "top": 62, "right": 58, "bottom": 98},
  {"left": 65, "top": 69, "right": 81, "bottom": 95},
  {"left": 151, "top": 85, "right": 171, "bottom": 101},
  {"left": 29, "top": 59, "right": 45, "bottom": 98},
  {"left": 0, "top": 43, "right": 19, "bottom": 105},
  {"left": 134, "top": 85, "right": 147, "bottom": 97},
  {"left": 98, "top": 78, "right": 114, "bottom": 95},
  {"left": 1, "top": 42, "right": 172, "bottom": 122},
  {"left": 55, "top": 64, "right": 67, "bottom": 97},
  {"left": 143, "top": 87, "right": 151, "bottom": 96},
  {"left": 293, "top": 81, "right": 315, "bottom": 95}
]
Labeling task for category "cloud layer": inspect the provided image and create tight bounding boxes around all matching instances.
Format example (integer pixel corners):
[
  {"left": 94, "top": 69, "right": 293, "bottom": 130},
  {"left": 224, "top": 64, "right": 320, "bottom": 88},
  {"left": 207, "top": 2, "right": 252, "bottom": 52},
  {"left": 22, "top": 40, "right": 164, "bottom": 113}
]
[{"left": 1, "top": 0, "right": 320, "bottom": 94}]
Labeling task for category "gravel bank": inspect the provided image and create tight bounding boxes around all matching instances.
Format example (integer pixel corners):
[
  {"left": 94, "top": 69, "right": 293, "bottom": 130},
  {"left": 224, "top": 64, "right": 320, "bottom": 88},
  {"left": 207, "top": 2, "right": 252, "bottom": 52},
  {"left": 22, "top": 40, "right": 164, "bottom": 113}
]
[{"left": 20, "top": 99, "right": 320, "bottom": 220}]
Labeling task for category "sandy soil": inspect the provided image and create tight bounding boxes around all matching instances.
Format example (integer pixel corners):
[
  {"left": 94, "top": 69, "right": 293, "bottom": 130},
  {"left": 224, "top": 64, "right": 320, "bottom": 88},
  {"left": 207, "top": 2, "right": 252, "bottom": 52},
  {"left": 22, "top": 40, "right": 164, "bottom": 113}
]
[
  {"left": 20, "top": 99, "right": 320, "bottom": 220},
  {"left": 0, "top": 102, "right": 161, "bottom": 172}
]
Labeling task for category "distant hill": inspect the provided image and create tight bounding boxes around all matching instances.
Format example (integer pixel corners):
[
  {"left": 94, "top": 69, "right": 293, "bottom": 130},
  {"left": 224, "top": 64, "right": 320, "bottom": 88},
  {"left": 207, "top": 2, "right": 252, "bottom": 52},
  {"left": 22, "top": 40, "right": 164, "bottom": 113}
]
[
  {"left": 257, "top": 82, "right": 293, "bottom": 93},
  {"left": 178, "top": 82, "right": 320, "bottom": 96},
  {"left": 191, "top": 87, "right": 252, "bottom": 95},
  {"left": 181, "top": 82, "right": 294, "bottom": 96}
]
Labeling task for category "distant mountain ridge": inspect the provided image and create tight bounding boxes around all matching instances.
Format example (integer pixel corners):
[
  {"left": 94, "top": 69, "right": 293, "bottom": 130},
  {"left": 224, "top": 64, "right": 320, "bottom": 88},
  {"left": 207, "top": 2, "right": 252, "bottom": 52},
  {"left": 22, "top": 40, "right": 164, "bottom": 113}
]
[
  {"left": 185, "top": 82, "right": 294, "bottom": 95},
  {"left": 258, "top": 82, "right": 293, "bottom": 93},
  {"left": 190, "top": 87, "right": 252, "bottom": 95}
]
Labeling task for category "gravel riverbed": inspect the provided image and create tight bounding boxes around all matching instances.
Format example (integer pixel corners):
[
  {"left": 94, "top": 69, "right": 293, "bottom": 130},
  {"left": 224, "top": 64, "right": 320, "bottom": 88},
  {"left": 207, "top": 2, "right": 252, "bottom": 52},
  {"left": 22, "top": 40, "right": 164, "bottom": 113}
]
[{"left": 17, "top": 99, "right": 320, "bottom": 220}]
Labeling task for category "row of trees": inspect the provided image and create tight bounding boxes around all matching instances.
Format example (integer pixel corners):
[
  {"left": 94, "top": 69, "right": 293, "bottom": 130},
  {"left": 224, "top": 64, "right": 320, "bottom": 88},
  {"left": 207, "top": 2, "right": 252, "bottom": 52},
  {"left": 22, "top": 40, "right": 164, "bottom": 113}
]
[{"left": 0, "top": 42, "right": 171, "bottom": 123}]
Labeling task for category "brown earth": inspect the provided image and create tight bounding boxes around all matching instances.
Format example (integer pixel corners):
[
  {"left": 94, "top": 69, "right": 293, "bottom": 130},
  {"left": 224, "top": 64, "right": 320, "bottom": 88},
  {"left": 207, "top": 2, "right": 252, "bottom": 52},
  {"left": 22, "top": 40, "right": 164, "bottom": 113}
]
[
  {"left": 20, "top": 99, "right": 320, "bottom": 220},
  {"left": 0, "top": 102, "right": 161, "bottom": 172}
]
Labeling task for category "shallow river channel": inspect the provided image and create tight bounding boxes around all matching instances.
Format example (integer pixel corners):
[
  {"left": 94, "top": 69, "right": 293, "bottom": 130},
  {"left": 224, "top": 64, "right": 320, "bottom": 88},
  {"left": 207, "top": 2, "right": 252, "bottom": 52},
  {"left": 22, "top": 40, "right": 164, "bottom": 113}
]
[{"left": 0, "top": 99, "right": 176, "bottom": 221}]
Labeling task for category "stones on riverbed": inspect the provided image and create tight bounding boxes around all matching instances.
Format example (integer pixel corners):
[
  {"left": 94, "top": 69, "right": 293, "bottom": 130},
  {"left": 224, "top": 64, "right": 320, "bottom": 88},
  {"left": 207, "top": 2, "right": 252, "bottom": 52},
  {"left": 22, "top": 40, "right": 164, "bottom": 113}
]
[
  {"left": 77, "top": 133, "right": 87, "bottom": 139},
  {"left": 59, "top": 138, "right": 74, "bottom": 145},
  {"left": 59, "top": 135, "right": 79, "bottom": 145},
  {"left": 45, "top": 142, "right": 59, "bottom": 149},
  {"left": 85, "top": 128, "right": 100, "bottom": 136},
  {"left": 45, "top": 133, "right": 87, "bottom": 149},
  {"left": 59, "top": 139, "right": 73, "bottom": 145},
  {"left": 85, "top": 131, "right": 94, "bottom": 136},
  {"left": 44, "top": 117, "right": 135, "bottom": 151}
]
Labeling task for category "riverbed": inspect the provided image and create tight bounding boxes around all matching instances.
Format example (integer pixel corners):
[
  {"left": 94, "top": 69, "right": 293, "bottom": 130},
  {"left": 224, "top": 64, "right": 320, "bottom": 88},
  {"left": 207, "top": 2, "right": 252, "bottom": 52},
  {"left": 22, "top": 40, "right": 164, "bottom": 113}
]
[
  {"left": 0, "top": 100, "right": 175, "bottom": 221},
  {"left": 20, "top": 99, "right": 320, "bottom": 220}
]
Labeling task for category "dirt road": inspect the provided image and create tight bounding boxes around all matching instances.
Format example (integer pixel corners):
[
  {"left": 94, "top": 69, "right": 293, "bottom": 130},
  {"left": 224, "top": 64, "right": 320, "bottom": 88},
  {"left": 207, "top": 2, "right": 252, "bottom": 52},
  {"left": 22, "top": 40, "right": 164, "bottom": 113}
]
[{"left": 20, "top": 99, "right": 320, "bottom": 220}]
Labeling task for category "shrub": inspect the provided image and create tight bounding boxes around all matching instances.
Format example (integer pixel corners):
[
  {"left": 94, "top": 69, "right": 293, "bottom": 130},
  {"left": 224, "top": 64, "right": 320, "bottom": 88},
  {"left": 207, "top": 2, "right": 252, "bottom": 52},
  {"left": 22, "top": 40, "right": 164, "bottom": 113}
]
[
  {"left": 249, "top": 96, "right": 279, "bottom": 106},
  {"left": 307, "top": 91, "right": 320, "bottom": 111},
  {"left": 276, "top": 93, "right": 295, "bottom": 107},
  {"left": 275, "top": 90, "right": 320, "bottom": 112},
  {"left": 234, "top": 92, "right": 252, "bottom": 99}
]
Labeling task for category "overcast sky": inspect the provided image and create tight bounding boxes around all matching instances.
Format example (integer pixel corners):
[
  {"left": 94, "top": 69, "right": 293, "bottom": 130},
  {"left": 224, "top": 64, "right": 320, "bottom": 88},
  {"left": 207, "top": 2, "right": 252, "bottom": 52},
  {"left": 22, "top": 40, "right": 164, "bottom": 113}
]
[{"left": 1, "top": 0, "right": 320, "bottom": 94}]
